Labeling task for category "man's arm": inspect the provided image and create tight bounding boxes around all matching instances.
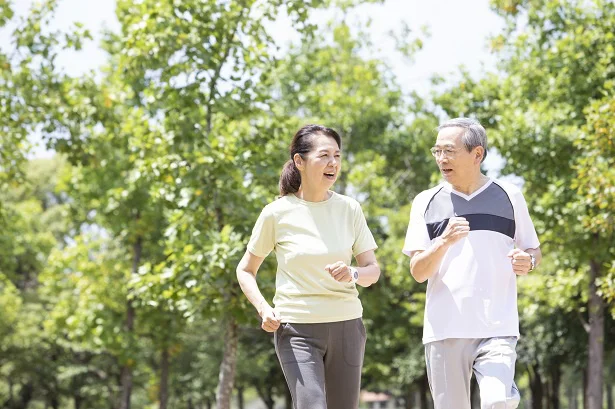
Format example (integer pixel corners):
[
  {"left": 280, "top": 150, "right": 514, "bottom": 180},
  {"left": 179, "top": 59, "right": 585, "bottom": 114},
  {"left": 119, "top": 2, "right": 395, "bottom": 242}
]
[
  {"left": 409, "top": 217, "right": 470, "bottom": 283},
  {"left": 527, "top": 247, "right": 542, "bottom": 270},
  {"left": 508, "top": 247, "right": 542, "bottom": 276}
]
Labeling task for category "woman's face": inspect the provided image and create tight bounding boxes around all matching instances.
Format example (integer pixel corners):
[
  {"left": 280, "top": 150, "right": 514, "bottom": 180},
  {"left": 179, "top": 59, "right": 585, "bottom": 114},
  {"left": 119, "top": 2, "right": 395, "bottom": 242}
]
[{"left": 294, "top": 133, "right": 341, "bottom": 191}]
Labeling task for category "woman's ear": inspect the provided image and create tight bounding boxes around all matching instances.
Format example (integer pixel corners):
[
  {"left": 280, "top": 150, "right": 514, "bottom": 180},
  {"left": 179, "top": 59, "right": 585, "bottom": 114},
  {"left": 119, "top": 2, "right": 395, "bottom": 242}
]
[{"left": 293, "top": 153, "right": 304, "bottom": 171}]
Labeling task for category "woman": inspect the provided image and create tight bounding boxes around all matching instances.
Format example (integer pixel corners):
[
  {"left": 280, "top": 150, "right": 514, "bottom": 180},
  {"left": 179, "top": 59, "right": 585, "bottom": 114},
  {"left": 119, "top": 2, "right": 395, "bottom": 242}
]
[{"left": 236, "top": 124, "right": 380, "bottom": 409}]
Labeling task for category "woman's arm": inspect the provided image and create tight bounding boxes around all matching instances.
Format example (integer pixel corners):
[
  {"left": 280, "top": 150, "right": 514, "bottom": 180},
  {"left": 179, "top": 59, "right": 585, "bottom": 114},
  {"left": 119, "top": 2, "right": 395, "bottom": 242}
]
[
  {"left": 355, "top": 249, "right": 380, "bottom": 287},
  {"left": 236, "top": 250, "right": 280, "bottom": 332},
  {"left": 326, "top": 249, "right": 380, "bottom": 287}
]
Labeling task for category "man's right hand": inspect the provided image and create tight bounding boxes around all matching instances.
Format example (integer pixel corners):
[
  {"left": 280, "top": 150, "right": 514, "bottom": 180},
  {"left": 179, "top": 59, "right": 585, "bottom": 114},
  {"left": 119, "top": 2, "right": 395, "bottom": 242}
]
[
  {"left": 439, "top": 216, "right": 470, "bottom": 247},
  {"left": 260, "top": 304, "right": 281, "bottom": 332}
]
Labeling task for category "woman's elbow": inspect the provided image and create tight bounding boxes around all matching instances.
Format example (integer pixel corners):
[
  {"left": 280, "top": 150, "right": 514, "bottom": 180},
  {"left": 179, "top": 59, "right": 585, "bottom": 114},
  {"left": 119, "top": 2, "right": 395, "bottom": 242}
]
[
  {"left": 365, "top": 263, "right": 381, "bottom": 286},
  {"left": 236, "top": 263, "right": 249, "bottom": 284}
]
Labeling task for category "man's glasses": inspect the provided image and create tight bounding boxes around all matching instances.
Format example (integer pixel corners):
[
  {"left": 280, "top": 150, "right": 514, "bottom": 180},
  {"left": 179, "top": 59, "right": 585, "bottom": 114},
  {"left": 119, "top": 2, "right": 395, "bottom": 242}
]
[{"left": 430, "top": 147, "right": 459, "bottom": 159}]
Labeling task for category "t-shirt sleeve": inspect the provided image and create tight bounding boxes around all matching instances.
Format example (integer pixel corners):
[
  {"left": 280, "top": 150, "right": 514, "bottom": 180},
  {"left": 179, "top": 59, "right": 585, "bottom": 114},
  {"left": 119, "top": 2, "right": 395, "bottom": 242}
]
[
  {"left": 352, "top": 202, "right": 378, "bottom": 256},
  {"left": 402, "top": 192, "right": 432, "bottom": 256},
  {"left": 247, "top": 206, "right": 276, "bottom": 258},
  {"left": 512, "top": 190, "right": 540, "bottom": 250}
]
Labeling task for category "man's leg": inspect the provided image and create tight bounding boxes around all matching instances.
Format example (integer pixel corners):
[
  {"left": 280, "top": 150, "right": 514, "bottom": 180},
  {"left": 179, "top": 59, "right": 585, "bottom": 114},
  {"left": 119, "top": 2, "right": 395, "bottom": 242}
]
[
  {"left": 323, "top": 318, "right": 366, "bottom": 409},
  {"left": 473, "top": 337, "right": 520, "bottom": 409},
  {"left": 275, "top": 323, "right": 328, "bottom": 409},
  {"left": 425, "top": 338, "right": 477, "bottom": 409}
]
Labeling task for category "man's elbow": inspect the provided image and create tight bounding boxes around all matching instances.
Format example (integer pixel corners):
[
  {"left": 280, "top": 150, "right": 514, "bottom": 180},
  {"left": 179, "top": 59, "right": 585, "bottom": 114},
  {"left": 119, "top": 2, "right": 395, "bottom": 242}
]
[
  {"left": 410, "top": 263, "right": 428, "bottom": 284},
  {"left": 411, "top": 272, "right": 428, "bottom": 284}
]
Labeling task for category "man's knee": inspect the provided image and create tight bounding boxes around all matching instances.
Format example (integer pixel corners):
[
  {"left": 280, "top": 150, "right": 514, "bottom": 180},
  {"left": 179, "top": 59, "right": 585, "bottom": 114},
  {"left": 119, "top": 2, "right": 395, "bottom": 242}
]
[{"left": 481, "top": 393, "right": 519, "bottom": 409}]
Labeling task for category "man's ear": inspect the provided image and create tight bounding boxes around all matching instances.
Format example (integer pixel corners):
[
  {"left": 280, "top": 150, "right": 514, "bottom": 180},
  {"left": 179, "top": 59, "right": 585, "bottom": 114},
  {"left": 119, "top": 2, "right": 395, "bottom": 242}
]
[
  {"left": 293, "top": 153, "right": 304, "bottom": 171},
  {"left": 475, "top": 147, "right": 484, "bottom": 164}
]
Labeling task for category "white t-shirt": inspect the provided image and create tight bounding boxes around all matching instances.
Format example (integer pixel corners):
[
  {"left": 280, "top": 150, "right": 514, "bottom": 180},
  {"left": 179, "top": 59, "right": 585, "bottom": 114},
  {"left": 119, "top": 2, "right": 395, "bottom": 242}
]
[
  {"left": 402, "top": 179, "right": 540, "bottom": 344},
  {"left": 248, "top": 191, "right": 378, "bottom": 323}
]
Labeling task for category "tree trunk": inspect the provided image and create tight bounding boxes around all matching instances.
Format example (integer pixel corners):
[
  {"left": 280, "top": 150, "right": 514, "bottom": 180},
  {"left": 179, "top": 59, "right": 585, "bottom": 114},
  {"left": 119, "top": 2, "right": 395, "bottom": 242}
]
[
  {"left": 256, "top": 385, "right": 275, "bottom": 409},
  {"left": 119, "top": 235, "right": 141, "bottom": 409},
  {"left": 607, "top": 384, "right": 613, "bottom": 409},
  {"left": 583, "top": 370, "right": 587, "bottom": 409},
  {"left": 236, "top": 385, "right": 244, "bottom": 409},
  {"left": 215, "top": 316, "right": 238, "bottom": 409},
  {"left": 159, "top": 346, "right": 170, "bottom": 409},
  {"left": 50, "top": 395, "right": 60, "bottom": 409},
  {"left": 569, "top": 386, "right": 577, "bottom": 409},
  {"left": 402, "top": 381, "right": 412, "bottom": 409},
  {"left": 6, "top": 381, "right": 34, "bottom": 409},
  {"left": 586, "top": 258, "right": 604, "bottom": 409},
  {"left": 548, "top": 364, "right": 560, "bottom": 409},
  {"left": 529, "top": 364, "right": 543, "bottom": 409},
  {"left": 119, "top": 305, "right": 135, "bottom": 409},
  {"left": 404, "top": 384, "right": 413, "bottom": 409}
]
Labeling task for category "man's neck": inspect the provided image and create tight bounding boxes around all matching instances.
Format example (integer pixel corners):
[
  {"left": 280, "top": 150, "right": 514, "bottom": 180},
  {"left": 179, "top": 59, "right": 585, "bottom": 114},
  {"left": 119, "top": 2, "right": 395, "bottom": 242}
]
[{"left": 451, "top": 174, "right": 490, "bottom": 195}]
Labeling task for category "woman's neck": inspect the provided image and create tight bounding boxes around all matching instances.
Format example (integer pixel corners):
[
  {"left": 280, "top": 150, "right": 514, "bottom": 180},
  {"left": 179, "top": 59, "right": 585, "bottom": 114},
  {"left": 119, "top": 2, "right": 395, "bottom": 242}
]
[{"left": 295, "top": 186, "right": 331, "bottom": 202}]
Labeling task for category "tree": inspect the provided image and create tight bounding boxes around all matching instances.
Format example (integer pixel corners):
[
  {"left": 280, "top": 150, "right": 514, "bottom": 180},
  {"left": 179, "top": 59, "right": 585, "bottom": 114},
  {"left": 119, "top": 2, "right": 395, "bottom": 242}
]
[
  {"left": 0, "top": 156, "right": 72, "bottom": 409},
  {"left": 2, "top": 1, "right": 387, "bottom": 408}
]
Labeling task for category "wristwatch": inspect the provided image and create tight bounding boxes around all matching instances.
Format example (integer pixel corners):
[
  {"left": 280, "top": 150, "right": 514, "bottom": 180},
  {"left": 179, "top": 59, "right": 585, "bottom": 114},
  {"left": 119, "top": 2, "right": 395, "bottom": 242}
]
[
  {"left": 529, "top": 254, "right": 536, "bottom": 271},
  {"left": 349, "top": 267, "right": 359, "bottom": 284}
]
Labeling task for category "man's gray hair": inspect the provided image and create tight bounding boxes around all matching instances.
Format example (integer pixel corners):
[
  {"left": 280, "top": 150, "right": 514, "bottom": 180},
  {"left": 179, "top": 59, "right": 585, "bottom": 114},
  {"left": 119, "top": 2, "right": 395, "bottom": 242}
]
[{"left": 437, "top": 117, "right": 488, "bottom": 163}]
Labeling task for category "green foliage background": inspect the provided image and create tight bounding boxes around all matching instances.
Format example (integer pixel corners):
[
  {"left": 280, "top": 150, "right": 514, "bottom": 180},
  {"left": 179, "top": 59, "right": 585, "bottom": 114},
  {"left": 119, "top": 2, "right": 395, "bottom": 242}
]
[{"left": 1, "top": 0, "right": 614, "bottom": 408}]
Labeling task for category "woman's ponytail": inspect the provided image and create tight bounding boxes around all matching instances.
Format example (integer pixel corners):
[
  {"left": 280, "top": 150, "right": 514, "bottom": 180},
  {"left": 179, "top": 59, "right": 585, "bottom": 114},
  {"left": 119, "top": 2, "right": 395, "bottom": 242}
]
[{"left": 279, "top": 159, "right": 301, "bottom": 196}]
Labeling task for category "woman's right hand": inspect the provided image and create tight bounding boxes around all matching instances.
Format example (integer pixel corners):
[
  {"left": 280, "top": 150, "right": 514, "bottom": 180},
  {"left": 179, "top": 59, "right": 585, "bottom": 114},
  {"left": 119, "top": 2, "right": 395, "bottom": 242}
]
[{"left": 260, "top": 303, "right": 281, "bottom": 332}]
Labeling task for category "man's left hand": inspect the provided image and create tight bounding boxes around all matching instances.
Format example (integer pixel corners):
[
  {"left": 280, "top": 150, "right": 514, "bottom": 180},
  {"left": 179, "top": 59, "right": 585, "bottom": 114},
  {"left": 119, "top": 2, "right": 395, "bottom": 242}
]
[{"left": 507, "top": 249, "right": 532, "bottom": 276}]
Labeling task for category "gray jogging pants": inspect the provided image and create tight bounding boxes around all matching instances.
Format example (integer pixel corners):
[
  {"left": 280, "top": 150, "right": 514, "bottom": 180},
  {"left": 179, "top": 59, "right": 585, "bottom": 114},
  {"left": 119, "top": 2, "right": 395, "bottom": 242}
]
[{"left": 274, "top": 318, "right": 366, "bottom": 409}]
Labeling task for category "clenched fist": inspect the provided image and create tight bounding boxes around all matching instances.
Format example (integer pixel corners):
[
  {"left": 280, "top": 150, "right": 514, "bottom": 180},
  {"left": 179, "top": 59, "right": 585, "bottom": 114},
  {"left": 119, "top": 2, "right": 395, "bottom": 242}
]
[
  {"left": 259, "top": 303, "right": 281, "bottom": 332},
  {"left": 507, "top": 249, "right": 532, "bottom": 276},
  {"left": 325, "top": 261, "right": 353, "bottom": 283},
  {"left": 440, "top": 216, "right": 470, "bottom": 247}
]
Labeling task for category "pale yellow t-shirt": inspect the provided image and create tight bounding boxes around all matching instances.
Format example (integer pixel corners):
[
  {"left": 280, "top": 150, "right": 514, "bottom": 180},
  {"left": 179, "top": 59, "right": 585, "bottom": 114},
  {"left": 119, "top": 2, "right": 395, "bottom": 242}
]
[{"left": 247, "top": 191, "right": 378, "bottom": 323}]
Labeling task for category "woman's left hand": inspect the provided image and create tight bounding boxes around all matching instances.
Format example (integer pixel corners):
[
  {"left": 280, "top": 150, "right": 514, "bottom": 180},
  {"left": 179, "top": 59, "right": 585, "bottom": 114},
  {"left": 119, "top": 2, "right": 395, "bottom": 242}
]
[{"left": 325, "top": 261, "right": 352, "bottom": 282}]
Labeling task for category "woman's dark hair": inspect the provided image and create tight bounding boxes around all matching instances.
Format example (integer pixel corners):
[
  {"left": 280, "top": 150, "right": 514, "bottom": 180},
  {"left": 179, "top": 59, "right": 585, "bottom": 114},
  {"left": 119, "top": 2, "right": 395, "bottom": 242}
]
[{"left": 279, "top": 124, "right": 342, "bottom": 196}]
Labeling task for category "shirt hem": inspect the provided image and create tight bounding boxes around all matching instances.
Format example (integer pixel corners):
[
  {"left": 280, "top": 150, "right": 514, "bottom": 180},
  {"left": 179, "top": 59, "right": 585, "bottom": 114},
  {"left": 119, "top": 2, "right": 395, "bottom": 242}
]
[
  {"left": 280, "top": 313, "right": 363, "bottom": 324},
  {"left": 353, "top": 245, "right": 378, "bottom": 257},
  {"left": 402, "top": 247, "right": 427, "bottom": 257},
  {"left": 247, "top": 246, "right": 270, "bottom": 258},
  {"left": 423, "top": 330, "right": 520, "bottom": 344}
]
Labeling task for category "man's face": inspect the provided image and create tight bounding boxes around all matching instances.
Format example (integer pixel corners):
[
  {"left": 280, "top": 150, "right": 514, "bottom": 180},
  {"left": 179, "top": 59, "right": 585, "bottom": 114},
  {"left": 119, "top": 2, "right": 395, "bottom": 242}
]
[{"left": 433, "top": 127, "right": 481, "bottom": 185}]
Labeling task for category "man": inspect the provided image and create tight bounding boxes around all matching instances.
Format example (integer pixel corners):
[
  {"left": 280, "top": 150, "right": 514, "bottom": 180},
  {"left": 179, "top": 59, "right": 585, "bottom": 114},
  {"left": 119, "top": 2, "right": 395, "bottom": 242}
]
[{"left": 402, "top": 118, "right": 542, "bottom": 409}]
